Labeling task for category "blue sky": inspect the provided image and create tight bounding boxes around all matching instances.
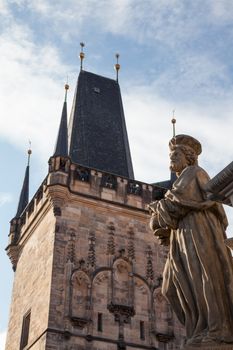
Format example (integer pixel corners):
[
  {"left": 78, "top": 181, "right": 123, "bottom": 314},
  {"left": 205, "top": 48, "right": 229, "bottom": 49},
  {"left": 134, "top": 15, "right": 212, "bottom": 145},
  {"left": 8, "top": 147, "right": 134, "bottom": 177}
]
[{"left": 1, "top": 0, "right": 233, "bottom": 347}]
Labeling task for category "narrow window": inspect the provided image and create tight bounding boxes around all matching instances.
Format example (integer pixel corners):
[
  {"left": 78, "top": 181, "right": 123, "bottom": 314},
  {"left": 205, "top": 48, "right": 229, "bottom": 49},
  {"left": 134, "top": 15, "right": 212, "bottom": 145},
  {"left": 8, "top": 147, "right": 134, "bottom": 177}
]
[
  {"left": 20, "top": 310, "right": 31, "bottom": 349},
  {"left": 140, "top": 320, "right": 145, "bottom": 340},
  {"left": 97, "top": 312, "right": 103, "bottom": 332}
]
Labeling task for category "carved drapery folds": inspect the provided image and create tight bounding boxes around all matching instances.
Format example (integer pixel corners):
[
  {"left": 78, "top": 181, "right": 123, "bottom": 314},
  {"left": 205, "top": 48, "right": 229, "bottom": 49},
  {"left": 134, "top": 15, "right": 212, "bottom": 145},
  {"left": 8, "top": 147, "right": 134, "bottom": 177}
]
[{"left": 70, "top": 270, "right": 91, "bottom": 327}]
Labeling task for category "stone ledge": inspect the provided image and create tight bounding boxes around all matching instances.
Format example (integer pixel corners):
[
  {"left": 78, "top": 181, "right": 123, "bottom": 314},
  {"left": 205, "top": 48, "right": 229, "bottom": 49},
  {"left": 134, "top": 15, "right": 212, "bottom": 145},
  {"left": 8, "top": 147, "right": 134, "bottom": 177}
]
[{"left": 184, "top": 344, "right": 233, "bottom": 350}]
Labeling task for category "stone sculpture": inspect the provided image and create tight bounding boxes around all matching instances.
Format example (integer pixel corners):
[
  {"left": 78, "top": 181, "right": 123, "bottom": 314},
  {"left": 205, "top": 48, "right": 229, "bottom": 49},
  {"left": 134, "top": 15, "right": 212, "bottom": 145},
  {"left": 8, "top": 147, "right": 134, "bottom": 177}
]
[{"left": 148, "top": 134, "right": 233, "bottom": 348}]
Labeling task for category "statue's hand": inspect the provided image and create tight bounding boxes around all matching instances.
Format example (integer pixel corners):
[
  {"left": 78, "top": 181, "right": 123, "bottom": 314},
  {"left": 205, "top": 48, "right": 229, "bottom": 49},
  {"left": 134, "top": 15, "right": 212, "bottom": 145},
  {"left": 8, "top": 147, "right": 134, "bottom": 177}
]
[
  {"left": 157, "top": 236, "right": 170, "bottom": 246},
  {"left": 154, "top": 228, "right": 170, "bottom": 246},
  {"left": 154, "top": 228, "right": 170, "bottom": 238}
]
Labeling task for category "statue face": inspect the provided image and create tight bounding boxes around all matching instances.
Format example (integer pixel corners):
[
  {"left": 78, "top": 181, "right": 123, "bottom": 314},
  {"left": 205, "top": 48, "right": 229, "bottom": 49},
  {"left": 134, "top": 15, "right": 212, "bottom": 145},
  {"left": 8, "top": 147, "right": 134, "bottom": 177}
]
[{"left": 169, "top": 147, "right": 188, "bottom": 174}]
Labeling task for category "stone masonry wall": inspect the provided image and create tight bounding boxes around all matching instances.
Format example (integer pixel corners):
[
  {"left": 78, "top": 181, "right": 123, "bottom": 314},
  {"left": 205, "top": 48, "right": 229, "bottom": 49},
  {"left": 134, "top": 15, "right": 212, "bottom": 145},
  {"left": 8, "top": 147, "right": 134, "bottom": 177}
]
[{"left": 5, "top": 204, "right": 56, "bottom": 350}]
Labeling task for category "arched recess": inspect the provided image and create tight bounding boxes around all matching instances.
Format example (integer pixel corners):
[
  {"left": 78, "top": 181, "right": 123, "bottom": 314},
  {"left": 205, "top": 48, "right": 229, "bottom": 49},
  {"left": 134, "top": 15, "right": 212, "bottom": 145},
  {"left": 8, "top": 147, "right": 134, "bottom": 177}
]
[
  {"left": 92, "top": 269, "right": 114, "bottom": 336},
  {"left": 70, "top": 270, "right": 91, "bottom": 326},
  {"left": 153, "top": 287, "right": 173, "bottom": 337},
  {"left": 126, "top": 276, "right": 151, "bottom": 343},
  {"left": 112, "top": 258, "right": 133, "bottom": 306}
]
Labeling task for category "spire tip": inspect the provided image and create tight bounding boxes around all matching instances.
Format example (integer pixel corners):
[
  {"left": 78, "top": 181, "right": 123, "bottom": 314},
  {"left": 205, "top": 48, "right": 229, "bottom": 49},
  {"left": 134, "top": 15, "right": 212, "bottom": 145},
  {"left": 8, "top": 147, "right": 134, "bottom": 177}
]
[
  {"left": 79, "top": 42, "right": 85, "bottom": 71},
  {"left": 114, "top": 53, "right": 120, "bottom": 82},
  {"left": 27, "top": 141, "right": 32, "bottom": 165}
]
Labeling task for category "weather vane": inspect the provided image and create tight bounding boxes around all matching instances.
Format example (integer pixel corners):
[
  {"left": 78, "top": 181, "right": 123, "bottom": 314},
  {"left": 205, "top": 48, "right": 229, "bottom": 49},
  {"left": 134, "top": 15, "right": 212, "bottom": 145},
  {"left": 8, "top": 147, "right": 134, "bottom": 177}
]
[
  {"left": 79, "top": 42, "right": 85, "bottom": 71},
  {"left": 171, "top": 110, "right": 176, "bottom": 138},
  {"left": 114, "top": 53, "right": 120, "bottom": 82}
]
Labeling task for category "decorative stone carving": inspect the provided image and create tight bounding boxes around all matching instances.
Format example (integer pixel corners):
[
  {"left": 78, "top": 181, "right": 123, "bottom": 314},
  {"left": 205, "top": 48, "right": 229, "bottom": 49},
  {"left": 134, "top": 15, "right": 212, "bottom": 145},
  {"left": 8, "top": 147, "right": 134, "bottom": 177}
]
[
  {"left": 101, "top": 173, "right": 117, "bottom": 190},
  {"left": 75, "top": 166, "right": 90, "bottom": 182},
  {"left": 6, "top": 244, "right": 20, "bottom": 271},
  {"left": 153, "top": 288, "right": 174, "bottom": 342},
  {"left": 93, "top": 271, "right": 109, "bottom": 286},
  {"left": 107, "top": 302, "right": 135, "bottom": 323},
  {"left": 127, "top": 227, "right": 135, "bottom": 261},
  {"left": 112, "top": 259, "right": 132, "bottom": 306},
  {"left": 70, "top": 270, "right": 91, "bottom": 328},
  {"left": 53, "top": 206, "right": 61, "bottom": 216},
  {"left": 67, "top": 229, "right": 77, "bottom": 263},
  {"left": 106, "top": 222, "right": 115, "bottom": 255},
  {"left": 87, "top": 231, "right": 96, "bottom": 269},
  {"left": 127, "top": 181, "right": 142, "bottom": 196},
  {"left": 145, "top": 245, "right": 154, "bottom": 281}
]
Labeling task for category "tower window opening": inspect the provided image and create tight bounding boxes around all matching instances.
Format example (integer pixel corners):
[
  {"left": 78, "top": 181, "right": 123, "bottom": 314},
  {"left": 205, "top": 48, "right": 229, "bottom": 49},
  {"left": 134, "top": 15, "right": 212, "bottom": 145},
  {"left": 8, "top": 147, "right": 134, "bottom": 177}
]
[
  {"left": 140, "top": 320, "right": 145, "bottom": 340},
  {"left": 97, "top": 312, "right": 103, "bottom": 332},
  {"left": 93, "top": 87, "right": 100, "bottom": 93},
  {"left": 20, "top": 310, "right": 31, "bottom": 349}
]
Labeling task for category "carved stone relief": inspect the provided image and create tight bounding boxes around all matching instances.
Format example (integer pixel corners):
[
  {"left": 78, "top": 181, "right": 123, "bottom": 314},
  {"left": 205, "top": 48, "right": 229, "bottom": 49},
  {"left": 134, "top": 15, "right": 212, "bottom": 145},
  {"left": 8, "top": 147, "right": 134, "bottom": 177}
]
[
  {"left": 112, "top": 259, "right": 132, "bottom": 306},
  {"left": 70, "top": 270, "right": 91, "bottom": 327},
  {"left": 153, "top": 287, "right": 174, "bottom": 341}
]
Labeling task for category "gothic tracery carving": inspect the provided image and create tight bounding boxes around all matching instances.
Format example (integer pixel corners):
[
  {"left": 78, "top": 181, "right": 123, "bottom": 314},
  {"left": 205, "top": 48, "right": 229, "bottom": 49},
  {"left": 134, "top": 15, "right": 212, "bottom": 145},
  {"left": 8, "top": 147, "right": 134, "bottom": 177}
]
[
  {"left": 87, "top": 231, "right": 96, "bottom": 269},
  {"left": 106, "top": 222, "right": 115, "bottom": 255},
  {"left": 127, "top": 227, "right": 135, "bottom": 261}
]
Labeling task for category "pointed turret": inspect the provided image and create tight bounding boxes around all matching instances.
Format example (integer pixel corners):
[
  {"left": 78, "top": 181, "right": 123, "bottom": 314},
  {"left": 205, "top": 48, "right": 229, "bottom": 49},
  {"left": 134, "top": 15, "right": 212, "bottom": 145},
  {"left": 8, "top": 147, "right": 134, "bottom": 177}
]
[
  {"left": 68, "top": 70, "right": 134, "bottom": 178},
  {"left": 53, "top": 84, "right": 69, "bottom": 157},
  {"left": 15, "top": 147, "right": 31, "bottom": 217}
]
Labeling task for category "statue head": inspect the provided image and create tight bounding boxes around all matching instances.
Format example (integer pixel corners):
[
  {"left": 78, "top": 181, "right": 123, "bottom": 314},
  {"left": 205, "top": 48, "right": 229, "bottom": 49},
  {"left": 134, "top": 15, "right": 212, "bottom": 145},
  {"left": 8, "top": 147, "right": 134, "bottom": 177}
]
[{"left": 169, "top": 134, "right": 202, "bottom": 174}]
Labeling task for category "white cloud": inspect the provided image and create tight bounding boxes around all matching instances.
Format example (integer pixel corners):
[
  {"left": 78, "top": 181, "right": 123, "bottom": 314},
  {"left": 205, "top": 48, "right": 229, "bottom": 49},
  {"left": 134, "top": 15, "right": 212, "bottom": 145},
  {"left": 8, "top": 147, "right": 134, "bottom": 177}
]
[
  {"left": 0, "top": 330, "right": 6, "bottom": 349},
  {"left": 0, "top": 18, "right": 74, "bottom": 162},
  {"left": 7, "top": 0, "right": 229, "bottom": 47},
  {"left": 209, "top": 0, "right": 233, "bottom": 22},
  {"left": 0, "top": 0, "right": 9, "bottom": 15},
  {"left": 0, "top": 193, "right": 13, "bottom": 207},
  {"left": 1, "top": 17, "right": 232, "bottom": 182},
  {"left": 123, "top": 85, "right": 233, "bottom": 183}
]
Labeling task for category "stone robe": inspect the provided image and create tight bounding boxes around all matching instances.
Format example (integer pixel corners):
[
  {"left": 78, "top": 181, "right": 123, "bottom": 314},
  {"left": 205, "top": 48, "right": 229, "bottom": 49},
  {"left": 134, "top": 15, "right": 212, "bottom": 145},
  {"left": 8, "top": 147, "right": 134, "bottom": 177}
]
[{"left": 150, "top": 165, "right": 233, "bottom": 344}]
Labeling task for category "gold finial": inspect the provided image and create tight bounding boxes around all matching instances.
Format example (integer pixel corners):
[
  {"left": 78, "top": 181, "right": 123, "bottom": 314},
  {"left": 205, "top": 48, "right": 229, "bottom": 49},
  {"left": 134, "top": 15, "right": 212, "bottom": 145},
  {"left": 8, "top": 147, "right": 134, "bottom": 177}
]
[
  {"left": 64, "top": 76, "right": 69, "bottom": 102},
  {"left": 27, "top": 140, "right": 32, "bottom": 166},
  {"left": 171, "top": 110, "right": 176, "bottom": 137},
  {"left": 79, "top": 42, "right": 85, "bottom": 71},
  {"left": 114, "top": 53, "right": 120, "bottom": 82}
]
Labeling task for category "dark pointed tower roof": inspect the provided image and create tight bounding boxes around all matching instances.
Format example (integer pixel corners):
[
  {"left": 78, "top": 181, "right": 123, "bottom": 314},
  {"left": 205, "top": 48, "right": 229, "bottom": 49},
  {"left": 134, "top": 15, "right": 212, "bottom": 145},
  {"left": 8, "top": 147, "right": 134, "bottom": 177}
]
[
  {"left": 68, "top": 70, "right": 134, "bottom": 179},
  {"left": 15, "top": 149, "right": 31, "bottom": 217},
  {"left": 53, "top": 84, "right": 69, "bottom": 157}
]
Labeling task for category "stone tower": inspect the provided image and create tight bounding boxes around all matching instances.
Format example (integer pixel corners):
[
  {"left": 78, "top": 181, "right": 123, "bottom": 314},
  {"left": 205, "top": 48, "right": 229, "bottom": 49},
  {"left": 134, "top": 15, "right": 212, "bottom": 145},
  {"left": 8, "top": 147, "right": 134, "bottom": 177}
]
[{"left": 5, "top": 65, "right": 184, "bottom": 349}]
